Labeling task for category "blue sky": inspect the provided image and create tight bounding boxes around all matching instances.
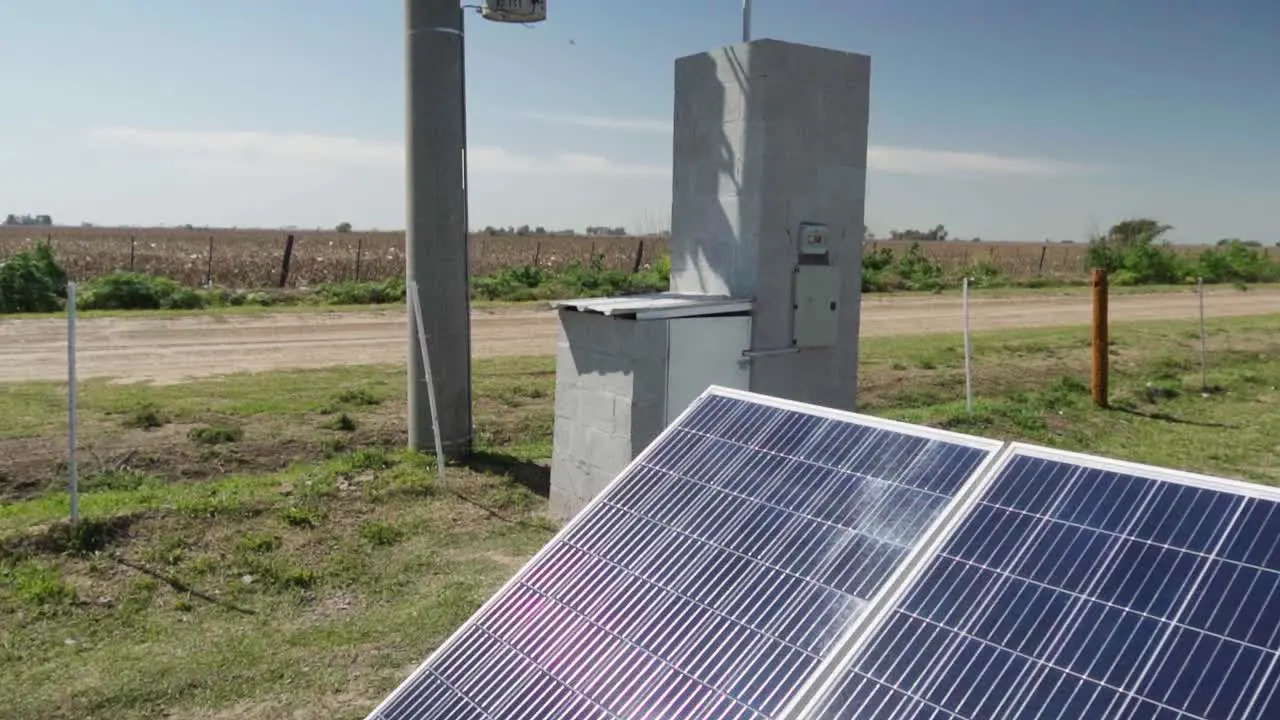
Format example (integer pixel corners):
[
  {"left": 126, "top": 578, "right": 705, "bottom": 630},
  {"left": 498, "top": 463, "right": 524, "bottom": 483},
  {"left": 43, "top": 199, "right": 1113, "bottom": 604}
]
[{"left": 2, "top": 0, "right": 1278, "bottom": 243}]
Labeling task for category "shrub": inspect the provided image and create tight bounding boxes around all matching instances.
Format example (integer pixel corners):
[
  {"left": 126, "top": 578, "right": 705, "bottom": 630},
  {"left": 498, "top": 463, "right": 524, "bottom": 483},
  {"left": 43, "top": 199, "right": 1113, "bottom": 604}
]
[
  {"left": 895, "top": 243, "right": 946, "bottom": 291},
  {"left": 961, "top": 260, "right": 1006, "bottom": 288},
  {"left": 318, "top": 277, "right": 405, "bottom": 305},
  {"left": 188, "top": 424, "right": 244, "bottom": 445},
  {"left": 0, "top": 241, "right": 66, "bottom": 313},
  {"left": 1195, "top": 240, "right": 1280, "bottom": 284},
  {"left": 81, "top": 469, "right": 161, "bottom": 493},
  {"left": 322, "top": 413, "right": 358, "bottom": 432},
  {"left": 471, "top": 265, "right": 548, "bottom": 301},
  {"left": 1086, "top": 218, "right": 1189, "bottom": 285},
  {"left": 78, "top": 272, "right": 210, "bottom": 311},
  {"left": 359, "top": 520, "right": 405, "bottom": 547},
  {"left": 122, "top": 403, "right": 169, "bottom": 429}
]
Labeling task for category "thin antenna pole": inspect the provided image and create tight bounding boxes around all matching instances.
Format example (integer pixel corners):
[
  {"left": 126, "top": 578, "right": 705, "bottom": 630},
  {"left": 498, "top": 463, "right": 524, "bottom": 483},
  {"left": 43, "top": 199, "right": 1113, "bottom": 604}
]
[
  {"left": 742, "top": 0, "right": 752, "bottom": 42},
  {"left": 408, "top": 281, "right": 447, "bottom": 485}
]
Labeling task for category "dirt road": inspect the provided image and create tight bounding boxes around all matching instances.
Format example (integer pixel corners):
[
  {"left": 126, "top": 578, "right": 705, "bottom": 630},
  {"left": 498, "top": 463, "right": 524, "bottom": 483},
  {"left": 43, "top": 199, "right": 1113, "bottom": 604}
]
[{"left": 2, "top": 287, "right": 1276, "bottom": 385}]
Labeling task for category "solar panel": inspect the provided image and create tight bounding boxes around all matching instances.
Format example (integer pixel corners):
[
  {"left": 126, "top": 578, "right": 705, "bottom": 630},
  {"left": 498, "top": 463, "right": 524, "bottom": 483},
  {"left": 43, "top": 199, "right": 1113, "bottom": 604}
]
[
  {"left": 793, "top": 442, "right": 1280, "bottom": 720},
  {"left": 366, "top": 386, "right": 1004, "bottom": 719}
]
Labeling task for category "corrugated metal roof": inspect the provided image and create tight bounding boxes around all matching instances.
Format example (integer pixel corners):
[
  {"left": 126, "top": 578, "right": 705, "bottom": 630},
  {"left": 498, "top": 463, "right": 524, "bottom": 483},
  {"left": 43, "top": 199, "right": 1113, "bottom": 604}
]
[{"left": 549, "top": 293, "right": 753, "bottom": 320}]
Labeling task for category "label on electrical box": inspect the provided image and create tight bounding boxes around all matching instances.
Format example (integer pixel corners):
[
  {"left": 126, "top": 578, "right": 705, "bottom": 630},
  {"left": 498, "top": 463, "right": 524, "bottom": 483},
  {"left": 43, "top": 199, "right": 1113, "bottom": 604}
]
[{"left": 798, "top": 222, "right": 830, "bottom": 257}]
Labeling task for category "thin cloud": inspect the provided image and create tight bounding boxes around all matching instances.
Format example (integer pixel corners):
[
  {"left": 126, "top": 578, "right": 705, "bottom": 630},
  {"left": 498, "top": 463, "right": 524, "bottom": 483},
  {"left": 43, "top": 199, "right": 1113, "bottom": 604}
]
[
  {"left": 867, "top": 145, "right": 1100, "bottom": 177},
  {"left": 519, "top": 112, "right": 1102, "bottom": 177},
  {"left": 519, "top": 111, "right": 672, "bottom": 133},
  {"left": 85, "top": 127, "right": 667, "bottom": 177}
]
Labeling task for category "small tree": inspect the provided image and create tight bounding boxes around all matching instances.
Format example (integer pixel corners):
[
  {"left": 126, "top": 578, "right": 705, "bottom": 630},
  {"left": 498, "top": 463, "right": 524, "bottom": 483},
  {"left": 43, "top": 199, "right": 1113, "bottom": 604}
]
[
  {"left": 336, "top": 222, "right": 352, "bottom": 233},
  {"left": 1086, "top": 218, "right": 1187, "bottom": 284}
]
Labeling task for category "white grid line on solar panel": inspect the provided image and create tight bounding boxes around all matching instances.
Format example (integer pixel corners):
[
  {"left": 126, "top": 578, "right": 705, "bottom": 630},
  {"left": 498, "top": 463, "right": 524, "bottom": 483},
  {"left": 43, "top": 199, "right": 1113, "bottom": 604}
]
[
  {"left": 911, "top": 481, "right": 1228, "bottom": 717},
  {"left": 426, "top": 611, "right": 762, "bottom": 720},
  {"left": 476, "top": 580, "right": 776, "bottom": 718},
  {"left": 793, "top": 453, "right": 1136, "bottom": 712},
  {"left": 445, "top": 489, "right": 855, "bottom": 707},
  {"left": 378, "top": 626, "right": 604, "bottom": 720},
  {"left": 493, "top": 538, "right": 820, "bottom": 710},
  {"left": 582, "top": 444, "right": 977, "bottom": 642},
  {"left": 989, "top": 470, "right": 1275, "bottom": 720},
  {"left": 931, "top": 550, "right": 1280, "bottom": 655},
  {"left": 633, "top": 427, "right": 982, "bottom": 558},
  {"left": 804, "top": 454, "right": 1280, "bottom": 720},
  {"left": 557, "top": 497, "right": 864, "bottom": 658},
  {"left": 968, "top": 459, "right": 1274, "bottom": 720},
  {"left": 966, "top": 497, "right": 1280, "bottom": 587},
  {"left": 469, "top": 407, "right": 985, "bottom": 715},
  {"left": 369, "top": 391, "right": 1000, "bottom": 720},
  {"left": 666, "top": 396, "right": 976, "bottom": 499}
]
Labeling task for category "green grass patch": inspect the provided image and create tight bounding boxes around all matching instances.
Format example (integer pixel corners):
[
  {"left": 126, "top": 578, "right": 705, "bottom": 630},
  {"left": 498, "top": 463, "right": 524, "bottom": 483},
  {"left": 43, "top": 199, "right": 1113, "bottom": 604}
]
[
  {"left": 188, "top": 423, "right": 244, "bottom": 445},
  {"left": 860, "top": 313, "right": 1280, "bottom": 483},
  {"left": 0, "top": 312, "right": 1277, "bottom": 718},
  {"left": 0, "top": 450, "right": 551, "bottom": 720}
]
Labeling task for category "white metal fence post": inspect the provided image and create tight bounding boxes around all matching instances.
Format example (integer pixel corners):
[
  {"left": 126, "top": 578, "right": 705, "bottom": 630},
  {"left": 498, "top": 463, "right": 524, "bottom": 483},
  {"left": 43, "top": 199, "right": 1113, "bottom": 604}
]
[
  {"left": 408, "top": 280, "right": 447, "bottom": 484},
  {"left": 963, "top": 277, "right": 974, "bottom": 415},
  {"left": 67, "top": 282, "right": 80, "bottom": 524},
  {"left": 1197, "top": 277, "right": 1208, "bottom": 392}
]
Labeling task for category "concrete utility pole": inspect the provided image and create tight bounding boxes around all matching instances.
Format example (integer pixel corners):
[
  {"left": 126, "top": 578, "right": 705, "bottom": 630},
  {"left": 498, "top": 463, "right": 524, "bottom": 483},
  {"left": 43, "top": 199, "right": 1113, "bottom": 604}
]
[{"left": 406, "top": 0, "right": 472, "bottom": 457}]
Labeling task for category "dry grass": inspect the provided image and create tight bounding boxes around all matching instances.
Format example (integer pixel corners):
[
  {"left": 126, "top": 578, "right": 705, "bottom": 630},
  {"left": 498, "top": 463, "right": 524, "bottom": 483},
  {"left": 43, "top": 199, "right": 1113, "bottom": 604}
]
[{"left": 2, "top": 226, "right": 1276, "bottom": 290}]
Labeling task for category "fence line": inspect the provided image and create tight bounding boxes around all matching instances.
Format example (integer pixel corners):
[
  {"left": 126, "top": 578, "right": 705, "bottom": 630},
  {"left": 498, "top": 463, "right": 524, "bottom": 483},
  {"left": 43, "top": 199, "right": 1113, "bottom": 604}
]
[{"left": 0, "top": 229, "right": 1272, "bottom": 290}]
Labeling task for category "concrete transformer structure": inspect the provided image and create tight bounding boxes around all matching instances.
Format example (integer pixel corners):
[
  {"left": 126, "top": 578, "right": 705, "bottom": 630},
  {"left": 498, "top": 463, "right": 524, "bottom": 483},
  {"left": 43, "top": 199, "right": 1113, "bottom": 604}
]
[{"left": 550, "top": 39, "right": 871, "bottom": 520}]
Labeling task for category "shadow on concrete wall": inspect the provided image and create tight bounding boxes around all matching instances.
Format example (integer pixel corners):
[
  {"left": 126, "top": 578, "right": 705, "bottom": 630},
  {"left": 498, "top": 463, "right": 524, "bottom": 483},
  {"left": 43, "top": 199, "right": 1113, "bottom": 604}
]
[{"left": 669, "top": 46, "right": 762, "bottom": 298}]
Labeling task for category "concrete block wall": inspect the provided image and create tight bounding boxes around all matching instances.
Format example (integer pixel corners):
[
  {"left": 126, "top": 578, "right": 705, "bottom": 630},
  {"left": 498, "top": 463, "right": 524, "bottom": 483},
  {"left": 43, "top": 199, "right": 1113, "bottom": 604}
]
[
  {"left": 549, "top": 311, "right": 670, "bottom": 520},
  {"left": 669, "top": 38, "right": 870, "bottom": 413}
]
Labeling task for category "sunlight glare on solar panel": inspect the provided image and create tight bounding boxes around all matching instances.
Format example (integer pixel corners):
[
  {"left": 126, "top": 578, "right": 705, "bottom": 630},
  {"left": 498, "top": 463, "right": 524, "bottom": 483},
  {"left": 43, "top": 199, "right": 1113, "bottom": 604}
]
[
  {"left": 796, "top": 444, "right": 1280, "bottom": 720},
  {"left": 366, "top": 387, "right": 1003, "bottom": 720}
]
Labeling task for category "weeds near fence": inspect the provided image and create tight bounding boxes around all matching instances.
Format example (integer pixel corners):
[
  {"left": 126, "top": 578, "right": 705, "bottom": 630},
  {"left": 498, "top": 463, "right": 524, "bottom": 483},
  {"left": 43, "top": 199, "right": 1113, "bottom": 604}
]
[{"left": 2, "top": 220, "right": 1278, "bottom": 314}]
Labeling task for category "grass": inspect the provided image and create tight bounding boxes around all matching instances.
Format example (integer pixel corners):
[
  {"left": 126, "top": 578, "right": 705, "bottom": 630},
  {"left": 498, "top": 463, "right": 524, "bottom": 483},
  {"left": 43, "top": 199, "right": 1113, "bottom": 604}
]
[
  {"left": 857, "top": 313, "right": 1280, "bottom": 483},
  {"left": 5, "top": 280, "right": 1275, "bottom": 322},
  {"left": 0, "top": 312, "right": 1277, "bottom": 718}
]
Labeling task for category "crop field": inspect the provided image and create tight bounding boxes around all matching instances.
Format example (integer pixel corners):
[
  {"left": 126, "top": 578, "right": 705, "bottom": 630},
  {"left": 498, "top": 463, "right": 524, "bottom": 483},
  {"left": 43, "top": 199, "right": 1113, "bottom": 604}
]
[
  {"left": 4, "top": 226, "right": 1268, "bottom": 289},
  {"left": 1, "top": 314, "right": 1278, "bottom": 718}
]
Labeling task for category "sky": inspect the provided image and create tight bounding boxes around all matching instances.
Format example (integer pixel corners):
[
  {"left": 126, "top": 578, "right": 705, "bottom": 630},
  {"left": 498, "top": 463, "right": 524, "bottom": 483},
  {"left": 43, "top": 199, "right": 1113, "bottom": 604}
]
[{"left": 2, "top": 0, "right": 1278, "bottom": 243}]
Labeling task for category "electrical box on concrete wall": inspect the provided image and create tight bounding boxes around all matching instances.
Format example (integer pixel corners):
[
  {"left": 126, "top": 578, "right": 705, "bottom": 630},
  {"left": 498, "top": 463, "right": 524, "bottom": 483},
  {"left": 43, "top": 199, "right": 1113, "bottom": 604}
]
[
  {"left": 548, "top": 293, "right": 754, "bottom": 520},
  {"left": 791, "top": 221, "right": 840, "bottom": 348},
  {"left": 792, "top": 266, "right": 841, "bottom": 347},
  {"left": 798, "top": 222, "right": 830, "bottom": 257}
]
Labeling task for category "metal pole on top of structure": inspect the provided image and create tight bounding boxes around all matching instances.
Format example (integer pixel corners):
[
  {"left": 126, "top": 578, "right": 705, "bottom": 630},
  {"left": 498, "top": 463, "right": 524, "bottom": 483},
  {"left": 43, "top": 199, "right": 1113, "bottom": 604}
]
[{"left": 742, "top": 0, "right": 752, "bottom": 42}]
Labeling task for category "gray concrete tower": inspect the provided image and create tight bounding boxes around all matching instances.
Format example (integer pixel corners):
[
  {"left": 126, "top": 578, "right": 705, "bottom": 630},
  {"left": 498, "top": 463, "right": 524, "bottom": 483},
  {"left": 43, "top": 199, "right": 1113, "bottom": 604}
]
[
  {"left": 405, "top": 0, "right": 472, "bottom": 456},
  {"left": 669, "top": 39, "right": 870, "bottom": 411}
]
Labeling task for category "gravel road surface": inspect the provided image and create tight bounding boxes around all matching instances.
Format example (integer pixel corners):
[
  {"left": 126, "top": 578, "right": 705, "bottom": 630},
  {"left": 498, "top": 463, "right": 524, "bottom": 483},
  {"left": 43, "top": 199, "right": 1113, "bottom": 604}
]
[{"left": 2, "top": 288, "right": 1276, "bottom": 385}]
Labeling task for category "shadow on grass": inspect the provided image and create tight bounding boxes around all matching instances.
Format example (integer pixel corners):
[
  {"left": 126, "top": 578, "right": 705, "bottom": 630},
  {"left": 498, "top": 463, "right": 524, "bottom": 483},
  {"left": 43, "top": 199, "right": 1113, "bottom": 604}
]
[
  {"left": 1111, "top": 406, "right": 1237, "bottom": 430},
  {"left": 116, "top": 557, "right": 257, "bottom": 615},
  {"left": 1, "top": 515, "right": 137, "bottom": 560},
  {"left": 463, "top": 451, "right": 550, "bottom": 498},
  {"left": 476, "top": 370, "right": 556, "bottom": 379}
]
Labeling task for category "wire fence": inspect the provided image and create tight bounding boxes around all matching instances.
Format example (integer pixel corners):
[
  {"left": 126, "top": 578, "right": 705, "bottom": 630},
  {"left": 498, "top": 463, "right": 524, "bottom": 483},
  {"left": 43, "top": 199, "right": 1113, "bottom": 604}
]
[{"left": 1, "top": 228, "right": 1274, "bottom": 289}]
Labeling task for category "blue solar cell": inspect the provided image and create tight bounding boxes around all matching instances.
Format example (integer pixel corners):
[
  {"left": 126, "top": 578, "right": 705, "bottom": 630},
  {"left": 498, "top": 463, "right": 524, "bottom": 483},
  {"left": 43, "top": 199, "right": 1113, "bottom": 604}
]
[
  {"left": 367, "top": 388, "right": 1002, "bottom": 719},
  {"left": 802, "top": 447, "right": 1280, "bottom": 720}
]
